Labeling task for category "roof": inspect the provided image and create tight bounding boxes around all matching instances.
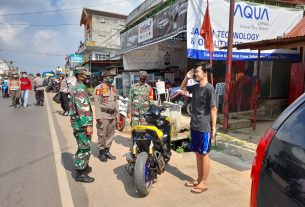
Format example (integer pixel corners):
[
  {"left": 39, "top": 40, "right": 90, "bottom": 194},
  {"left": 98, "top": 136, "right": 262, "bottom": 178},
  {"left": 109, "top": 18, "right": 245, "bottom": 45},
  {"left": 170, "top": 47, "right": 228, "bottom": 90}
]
[
  {"left": 226, "top": 16, "right": 305, "bottom": 51},
  {"left": 271, "top": 0, "right": 305, "bottom": 4},
  {"left": 80, "top": 8, "right": 127, "bottom": 25}
]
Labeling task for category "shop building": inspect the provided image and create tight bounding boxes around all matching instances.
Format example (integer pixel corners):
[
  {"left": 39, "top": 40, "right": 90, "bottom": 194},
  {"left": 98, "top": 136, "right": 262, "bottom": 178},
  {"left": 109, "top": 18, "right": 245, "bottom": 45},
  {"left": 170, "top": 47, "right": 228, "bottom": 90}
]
[{"left": 120, "top": 0, "right": 303, "bottom": 115}]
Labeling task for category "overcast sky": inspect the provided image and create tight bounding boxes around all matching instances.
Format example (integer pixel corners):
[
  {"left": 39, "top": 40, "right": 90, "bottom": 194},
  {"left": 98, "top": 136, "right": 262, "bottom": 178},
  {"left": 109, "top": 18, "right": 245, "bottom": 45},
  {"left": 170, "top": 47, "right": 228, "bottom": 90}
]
[{"left": 0, "top": 0, "right": 144, "bottom": 73}]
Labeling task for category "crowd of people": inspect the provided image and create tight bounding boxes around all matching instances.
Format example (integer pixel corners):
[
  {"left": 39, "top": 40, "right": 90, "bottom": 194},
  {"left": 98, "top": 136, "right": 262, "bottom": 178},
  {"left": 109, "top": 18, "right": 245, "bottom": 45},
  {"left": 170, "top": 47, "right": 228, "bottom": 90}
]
[
  {"left": 67, "top": 62, "right": 217, "bottom": 195},
  {"left": 2, "top": 61, "right": 217, "bottom": 194}
]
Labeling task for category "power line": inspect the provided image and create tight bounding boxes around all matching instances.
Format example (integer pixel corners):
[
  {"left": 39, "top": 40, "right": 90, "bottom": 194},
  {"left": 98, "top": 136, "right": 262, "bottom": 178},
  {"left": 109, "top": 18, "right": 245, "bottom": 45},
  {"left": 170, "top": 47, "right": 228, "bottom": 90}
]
[
  {"left": 0, "top": 45, "right": 66, "bottom": 56},
  {"left": 0, "top": 23, "right": 79, "bottom": 27},
  {"left": 0, "top": 0, "right": 131, "bottom": 16}
]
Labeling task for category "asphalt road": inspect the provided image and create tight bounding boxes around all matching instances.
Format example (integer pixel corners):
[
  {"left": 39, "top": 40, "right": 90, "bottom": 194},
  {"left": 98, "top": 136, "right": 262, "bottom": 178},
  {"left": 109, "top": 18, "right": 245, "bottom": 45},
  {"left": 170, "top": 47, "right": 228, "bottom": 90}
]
[
  {"left": 0, "top": 94, "right": 62, "bottom": 207},
  {"left": 0, "top": 92, "right": 252, "bottom": 207}
]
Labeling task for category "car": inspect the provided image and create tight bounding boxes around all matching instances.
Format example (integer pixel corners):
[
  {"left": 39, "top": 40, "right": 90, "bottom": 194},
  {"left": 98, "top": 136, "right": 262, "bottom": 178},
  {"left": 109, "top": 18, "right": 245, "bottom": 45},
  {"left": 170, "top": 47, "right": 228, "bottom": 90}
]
[{"left": 251, "top": 93, "right": 305, "bottom": 207}]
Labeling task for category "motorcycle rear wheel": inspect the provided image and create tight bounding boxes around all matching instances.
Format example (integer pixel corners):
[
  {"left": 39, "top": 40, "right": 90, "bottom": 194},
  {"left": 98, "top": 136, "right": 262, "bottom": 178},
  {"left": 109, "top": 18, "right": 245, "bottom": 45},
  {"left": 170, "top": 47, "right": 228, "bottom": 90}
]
[{"left": 134, "top": 152, "right": 152, "bottom": 197}]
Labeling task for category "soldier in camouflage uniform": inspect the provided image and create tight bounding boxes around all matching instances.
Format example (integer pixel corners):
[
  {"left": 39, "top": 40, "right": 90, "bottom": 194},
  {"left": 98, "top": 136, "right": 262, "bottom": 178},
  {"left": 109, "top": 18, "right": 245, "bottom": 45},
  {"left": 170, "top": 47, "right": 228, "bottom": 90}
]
[
  {"left": 69, "top": 67, "right": 94, "bottom": 183},
  {"left": 128, "top": 71, "right": 154, "bottom": 126}
]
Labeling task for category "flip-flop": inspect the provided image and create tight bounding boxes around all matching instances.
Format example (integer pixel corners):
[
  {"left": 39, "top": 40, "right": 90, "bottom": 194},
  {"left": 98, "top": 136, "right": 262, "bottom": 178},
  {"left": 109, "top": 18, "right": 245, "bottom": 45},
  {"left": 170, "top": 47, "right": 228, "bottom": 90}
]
[
  {"left": 190, "top": 186, "right": 208, "bottom": 194},
  {"left": 184, "top": 181, "right": 198, "bottom": 187}
]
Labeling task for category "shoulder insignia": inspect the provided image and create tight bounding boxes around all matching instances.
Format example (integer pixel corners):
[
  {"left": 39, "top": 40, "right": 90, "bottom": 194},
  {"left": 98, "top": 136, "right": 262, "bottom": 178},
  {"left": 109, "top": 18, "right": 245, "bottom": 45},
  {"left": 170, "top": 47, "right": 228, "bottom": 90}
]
[{"left": 96, "top": 89, "right": 102, "bottom": 95}]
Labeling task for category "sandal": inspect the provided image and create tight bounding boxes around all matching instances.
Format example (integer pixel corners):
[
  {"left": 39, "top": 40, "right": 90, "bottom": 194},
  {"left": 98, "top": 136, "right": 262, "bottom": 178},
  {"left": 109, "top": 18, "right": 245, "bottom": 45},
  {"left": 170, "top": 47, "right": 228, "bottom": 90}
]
[
  {"left": 184, "top": 181, "right": 199, "bottom": 187},
  {"left": 190, "top": 186, "right": 208, "bottom": 194}
]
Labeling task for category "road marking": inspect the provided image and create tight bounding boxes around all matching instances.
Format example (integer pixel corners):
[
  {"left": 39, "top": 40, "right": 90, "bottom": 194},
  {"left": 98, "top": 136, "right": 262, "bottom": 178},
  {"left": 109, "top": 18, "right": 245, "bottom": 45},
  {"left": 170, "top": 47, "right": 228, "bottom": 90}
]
[{"left": 45, "top": 92, "right": 74, "bottom": 207}]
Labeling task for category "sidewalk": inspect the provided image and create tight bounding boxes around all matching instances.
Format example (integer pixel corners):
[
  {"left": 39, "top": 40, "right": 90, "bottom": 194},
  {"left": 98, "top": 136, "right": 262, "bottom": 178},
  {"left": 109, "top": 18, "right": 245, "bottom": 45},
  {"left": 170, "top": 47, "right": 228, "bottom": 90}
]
[{"left": 48, "top": 93, "right": 251, "bottom": 207}]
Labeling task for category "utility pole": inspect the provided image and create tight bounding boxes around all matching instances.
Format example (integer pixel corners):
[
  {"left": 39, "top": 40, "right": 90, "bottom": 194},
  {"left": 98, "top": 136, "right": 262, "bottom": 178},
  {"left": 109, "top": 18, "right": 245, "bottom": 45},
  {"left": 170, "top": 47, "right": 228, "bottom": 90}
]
[{"left": 223, "top": 0, "right": 235, "bottom": 131}]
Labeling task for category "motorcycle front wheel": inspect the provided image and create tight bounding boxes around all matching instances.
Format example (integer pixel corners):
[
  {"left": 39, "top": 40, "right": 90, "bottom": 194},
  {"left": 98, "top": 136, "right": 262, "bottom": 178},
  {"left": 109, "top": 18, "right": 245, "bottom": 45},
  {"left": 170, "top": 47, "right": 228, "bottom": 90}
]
[
  {"left": 116, "top": 114, "right": 125, "bottom": 131},
  {"left": 134, "top": 152, "right": 152, "bottom": 197}
]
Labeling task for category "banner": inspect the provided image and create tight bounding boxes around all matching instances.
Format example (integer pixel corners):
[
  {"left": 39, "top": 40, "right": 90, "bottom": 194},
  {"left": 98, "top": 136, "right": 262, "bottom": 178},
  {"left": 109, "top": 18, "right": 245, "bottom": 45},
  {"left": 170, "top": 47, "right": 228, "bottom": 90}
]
[
  {"left": 121, "top": 0, "right": 188, "bottom": 53},
  {"left": 187, "top": 0, "right": 303, "bottom": 61}
]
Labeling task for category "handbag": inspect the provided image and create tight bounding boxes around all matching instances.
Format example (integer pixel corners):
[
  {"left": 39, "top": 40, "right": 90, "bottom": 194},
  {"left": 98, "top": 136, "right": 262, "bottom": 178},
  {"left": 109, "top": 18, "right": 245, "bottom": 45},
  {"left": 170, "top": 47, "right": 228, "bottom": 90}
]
[{"left": 53, "top": 92, "right": 61, "bottom": 104}]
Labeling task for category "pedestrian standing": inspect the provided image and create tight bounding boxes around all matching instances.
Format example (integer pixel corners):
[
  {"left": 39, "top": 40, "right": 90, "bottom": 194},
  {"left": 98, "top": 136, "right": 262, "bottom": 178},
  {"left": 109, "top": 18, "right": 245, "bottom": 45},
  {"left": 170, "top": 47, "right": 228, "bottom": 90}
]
[
  {"left": 180, "top": 62, "right": 217, "bottom": 194},
  {"left": 20, "top": 72, "right": 32, "bottom": 107},
  {"left": 59, "top": 74, "right": 70, "bottom": 116},
  {"left": 69, "top": 67, "right": 94, "bottom": 183},
  {"left": 9, "top": 74, "right": 21, "bottom": 108},
  {"left": 32, "top": 73, "right": 45, "bottom": 106},
  {"left": 94, "top": 71, "right": 119, "bottom": 162},
  {"left": 127, "top": 71, "right": 154, "bottom": 126}
]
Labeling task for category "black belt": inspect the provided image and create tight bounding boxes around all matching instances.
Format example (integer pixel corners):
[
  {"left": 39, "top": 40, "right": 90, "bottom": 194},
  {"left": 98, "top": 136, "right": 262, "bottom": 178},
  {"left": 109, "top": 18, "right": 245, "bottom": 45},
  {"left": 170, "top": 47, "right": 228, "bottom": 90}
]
[{"left": 101, "top": 108, "right": 115, "bottom": 114}]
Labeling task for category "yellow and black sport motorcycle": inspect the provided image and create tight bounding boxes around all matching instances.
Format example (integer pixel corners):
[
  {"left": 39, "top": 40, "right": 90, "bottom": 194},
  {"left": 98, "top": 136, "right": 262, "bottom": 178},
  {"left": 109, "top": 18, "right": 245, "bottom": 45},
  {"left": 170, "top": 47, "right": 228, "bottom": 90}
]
[{"left": 125, "top": 105, "right": 172, "bottom": 197}]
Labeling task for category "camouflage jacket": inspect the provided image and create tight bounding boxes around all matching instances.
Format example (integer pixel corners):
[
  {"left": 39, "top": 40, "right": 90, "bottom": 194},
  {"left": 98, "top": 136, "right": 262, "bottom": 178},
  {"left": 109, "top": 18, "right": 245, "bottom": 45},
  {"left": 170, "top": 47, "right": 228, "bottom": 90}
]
[
  {"left": 128, "top": 82, "right": 154, "bottom": 116},
  {"left": 69, "top": 80, "right": 93, "bottom": 130}
]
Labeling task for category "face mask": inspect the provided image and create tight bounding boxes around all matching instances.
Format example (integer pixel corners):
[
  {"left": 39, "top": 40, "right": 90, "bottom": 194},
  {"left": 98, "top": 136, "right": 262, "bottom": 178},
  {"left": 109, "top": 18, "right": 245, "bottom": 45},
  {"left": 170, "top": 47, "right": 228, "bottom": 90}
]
[
  {"left": 140, "top": 77, "right": 147, "bottom": 83},
  {"left": 22, "top": 75, "right": 26, "bottom": 78},
  {"left": 105, "top": 78, "right": 114, "bottom": 84}
]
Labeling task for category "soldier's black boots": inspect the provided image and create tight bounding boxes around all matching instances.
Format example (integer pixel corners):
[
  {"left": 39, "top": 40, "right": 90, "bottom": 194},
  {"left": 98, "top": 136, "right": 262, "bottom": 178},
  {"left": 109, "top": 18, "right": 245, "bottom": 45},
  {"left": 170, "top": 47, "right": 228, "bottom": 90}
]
[
  {"left": 84, "top": 165, "right": 92, "bottom": 174},
  {"left": 105, "top": 148, "right": 116, "bottom": 160},
  {"left": 75, "top": 170, "right": 94, "bottom": 183},
  {"left": 98, "top": 149, "right": 108, "bottom": 162}
]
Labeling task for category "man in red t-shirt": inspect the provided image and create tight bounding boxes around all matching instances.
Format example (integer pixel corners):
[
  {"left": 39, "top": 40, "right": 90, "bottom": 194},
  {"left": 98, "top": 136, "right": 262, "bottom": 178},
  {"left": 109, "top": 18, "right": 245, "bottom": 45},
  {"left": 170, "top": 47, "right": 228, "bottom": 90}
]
[{"left": 19, "top": 71, "right": 32, "bottom": 107}]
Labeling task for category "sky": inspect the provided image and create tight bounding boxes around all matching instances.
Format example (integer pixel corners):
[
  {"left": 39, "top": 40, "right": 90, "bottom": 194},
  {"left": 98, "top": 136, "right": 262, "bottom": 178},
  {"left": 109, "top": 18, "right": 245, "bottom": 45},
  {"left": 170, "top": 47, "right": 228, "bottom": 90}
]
[{"left": 0, "top": 0, "right": 144, "bottom": 74}]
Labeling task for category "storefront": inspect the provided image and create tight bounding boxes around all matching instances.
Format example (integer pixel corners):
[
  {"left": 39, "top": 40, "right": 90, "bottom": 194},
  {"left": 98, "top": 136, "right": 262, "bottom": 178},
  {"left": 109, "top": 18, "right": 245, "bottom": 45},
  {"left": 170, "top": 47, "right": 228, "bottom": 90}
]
[{"left": 121, "top": 0, "right": 303, "bottom": 110}]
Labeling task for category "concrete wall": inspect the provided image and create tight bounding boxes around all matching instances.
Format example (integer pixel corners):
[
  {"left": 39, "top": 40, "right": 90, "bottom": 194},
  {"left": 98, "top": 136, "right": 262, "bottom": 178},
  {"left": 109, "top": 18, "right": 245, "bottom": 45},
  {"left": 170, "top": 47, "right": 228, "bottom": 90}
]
[{"left": 92, "top": 14, "right": 126, "bottom": 49}]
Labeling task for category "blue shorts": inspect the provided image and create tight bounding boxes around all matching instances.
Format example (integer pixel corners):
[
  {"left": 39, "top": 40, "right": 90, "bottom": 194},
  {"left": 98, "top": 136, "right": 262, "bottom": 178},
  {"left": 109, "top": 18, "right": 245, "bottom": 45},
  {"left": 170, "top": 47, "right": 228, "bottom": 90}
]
[{"left": 190, "top": 129, "right": 211, "bottom": 154}]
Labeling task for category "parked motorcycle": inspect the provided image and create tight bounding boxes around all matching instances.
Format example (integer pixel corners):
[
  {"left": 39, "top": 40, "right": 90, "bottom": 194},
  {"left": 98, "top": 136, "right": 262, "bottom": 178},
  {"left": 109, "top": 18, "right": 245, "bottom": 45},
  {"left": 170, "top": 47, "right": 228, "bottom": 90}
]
[
  {"left": 116, "top": 95, "right": 128, "bottom": 131},
  {"left": 45, "top": 78, "right": 60, "bottom": 93},
  {"left": 2, "top": 82, "right": 9, "bottom": 98},
  {"left": 125, "top": 104, "right": 172, "bottom": 197}
]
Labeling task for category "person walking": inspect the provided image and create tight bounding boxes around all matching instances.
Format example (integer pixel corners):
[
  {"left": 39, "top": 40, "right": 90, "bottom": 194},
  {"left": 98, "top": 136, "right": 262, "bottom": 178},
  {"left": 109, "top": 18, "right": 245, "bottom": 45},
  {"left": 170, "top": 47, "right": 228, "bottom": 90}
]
[
  {"left": 69, "top": 67, "right": 94, "bottom": 183},
  {"left": 20, "top": 71, "right": 32, "bottom": 107},
  {"left": 32, "top": 73, "right": 45, "bottom": 106},
  {"left": 127, "top": 71, "right": 154, "bottom": 126},
  {"left": 9, "top": 74, "right": 21, "bottom": 108},
  {"left": 180, "top": 62, "right": 217, "bottom": 194},
  {"left": 59, "top": 74, "right": 70, "bottom": 116},
  {"left": 94, "top": 71, "right": 119, "bottom": 162}
]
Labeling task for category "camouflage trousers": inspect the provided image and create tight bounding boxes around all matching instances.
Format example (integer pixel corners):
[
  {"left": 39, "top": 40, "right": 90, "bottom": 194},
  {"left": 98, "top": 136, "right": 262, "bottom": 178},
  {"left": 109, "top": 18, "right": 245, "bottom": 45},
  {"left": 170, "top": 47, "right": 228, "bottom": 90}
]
[
  {"left": 130, "top": 115, "right": 147, "bottom": 126},
  {"left": 73, "top": 130, "right": 92, "bottom": 171}
]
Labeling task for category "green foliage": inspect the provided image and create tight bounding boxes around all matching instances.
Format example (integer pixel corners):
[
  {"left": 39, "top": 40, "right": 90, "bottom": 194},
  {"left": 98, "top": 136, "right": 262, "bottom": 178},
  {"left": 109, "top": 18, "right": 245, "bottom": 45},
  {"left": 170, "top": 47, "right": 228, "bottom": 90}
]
[{"left": 176, "top": 146, "right": 185, "bottom": 154}]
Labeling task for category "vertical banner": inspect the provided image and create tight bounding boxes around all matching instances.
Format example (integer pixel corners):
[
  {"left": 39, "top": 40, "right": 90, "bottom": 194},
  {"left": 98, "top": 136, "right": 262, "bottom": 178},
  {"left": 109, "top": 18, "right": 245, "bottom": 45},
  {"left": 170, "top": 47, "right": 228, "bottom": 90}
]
[{"left": 187, "top": 0, "right": 303, "bottom": 61}]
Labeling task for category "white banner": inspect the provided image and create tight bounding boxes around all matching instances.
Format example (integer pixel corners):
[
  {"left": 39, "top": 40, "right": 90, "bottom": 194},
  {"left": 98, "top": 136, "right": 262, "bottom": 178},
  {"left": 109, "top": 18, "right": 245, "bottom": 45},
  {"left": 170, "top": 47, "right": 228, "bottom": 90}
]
[
  {"left": 187, "top": 0, "right": 303, "bottom": 61},
  {"left": 138, "top": 18, "right": 153, "bottom": 43}
]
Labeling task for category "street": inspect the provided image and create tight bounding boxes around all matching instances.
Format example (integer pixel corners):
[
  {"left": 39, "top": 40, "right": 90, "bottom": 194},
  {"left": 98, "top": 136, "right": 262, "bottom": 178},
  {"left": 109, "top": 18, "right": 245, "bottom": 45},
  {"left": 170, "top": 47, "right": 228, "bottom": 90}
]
[{"left": 0, "top": 93, "right": 251, "bottom": 207}]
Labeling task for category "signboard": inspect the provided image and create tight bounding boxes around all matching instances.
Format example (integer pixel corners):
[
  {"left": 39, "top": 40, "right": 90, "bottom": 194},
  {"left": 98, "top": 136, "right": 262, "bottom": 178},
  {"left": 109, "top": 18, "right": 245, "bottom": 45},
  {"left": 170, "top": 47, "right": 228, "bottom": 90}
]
[
  {"left": 138, "top": 18, "right": 153, "bottom": 43},
  {"left": 121, "top": 0, "right": 188, "bottom": 53},
  {"left": 70, "top": 54, "right": 84, "bottom": 63},
  {"left": 187, "top": 0, "right": 303, "bottom": 61},
  {"left": 156, "top": 81, "right": 166, "bottom": 94}
]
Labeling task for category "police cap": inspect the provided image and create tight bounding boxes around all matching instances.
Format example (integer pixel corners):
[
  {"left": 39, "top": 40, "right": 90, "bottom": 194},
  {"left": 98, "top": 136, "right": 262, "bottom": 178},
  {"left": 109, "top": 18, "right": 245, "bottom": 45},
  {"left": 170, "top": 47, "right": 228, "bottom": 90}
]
[{"left": 102, "top": 70, "right": 115, "bottom": 77}]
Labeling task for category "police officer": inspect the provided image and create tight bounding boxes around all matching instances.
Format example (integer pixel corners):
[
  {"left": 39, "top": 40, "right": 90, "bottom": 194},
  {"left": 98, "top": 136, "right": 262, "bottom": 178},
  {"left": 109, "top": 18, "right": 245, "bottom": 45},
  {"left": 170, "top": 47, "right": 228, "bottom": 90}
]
[
  {"left": 127, "top": 71, "right": 154, "bottom": 126},
  {"left": 69, "top": 67, "right": 94, "bottom": 183},
  {"left": 94, "top": 70, "right": 119, "bottom": 162}
]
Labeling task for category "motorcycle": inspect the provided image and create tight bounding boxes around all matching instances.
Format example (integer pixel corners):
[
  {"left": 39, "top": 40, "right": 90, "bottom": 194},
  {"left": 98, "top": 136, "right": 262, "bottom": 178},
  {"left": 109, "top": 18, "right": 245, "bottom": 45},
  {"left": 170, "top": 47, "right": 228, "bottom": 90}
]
[
  {"left": 116, "top": 95, "right": 128, "bottom": 131},
  {"left": 45, "top": 78, "right": 60, "bottom": 93},
  {"left": 2, "top": 82, "right": 9, "bottom": 98},
  {"left": 125, "top": 104, "right": 172, "bottom": 197}
]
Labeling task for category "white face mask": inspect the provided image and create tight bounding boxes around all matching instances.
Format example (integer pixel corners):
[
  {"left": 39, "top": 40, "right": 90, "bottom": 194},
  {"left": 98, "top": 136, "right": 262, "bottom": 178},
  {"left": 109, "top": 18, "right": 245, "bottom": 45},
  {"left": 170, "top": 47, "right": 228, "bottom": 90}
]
[{"left": 22, "top": 75, "right": 27, "bottom": 78}]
